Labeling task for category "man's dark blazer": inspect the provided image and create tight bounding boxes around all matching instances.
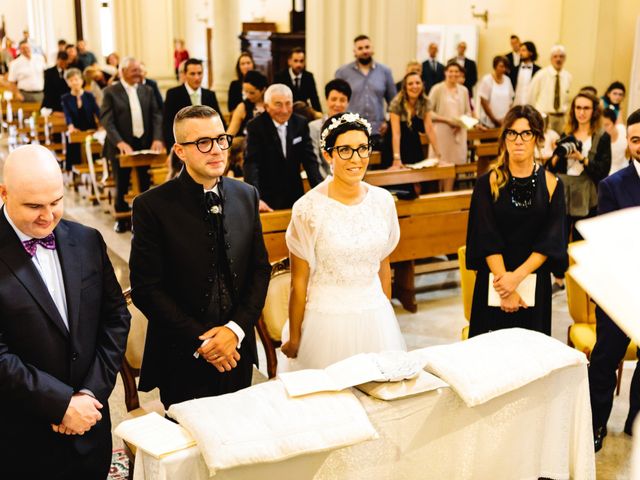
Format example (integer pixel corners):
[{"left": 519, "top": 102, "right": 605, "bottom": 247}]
[
  {"left": 273, "top": 69, "right": 322, "bottom": 112},
  {"left": 42, "top": 65, "right": 70, "bottom": 111},
  {"left": 505, "top": 51, "right": 519, "bottom": 72},
  {"left": 163, "top": 84, "right": 226, "bottom": 150},
  {"left": 130, "top": 171, "right": 271, "bottom": 394},
  {"left": 144, "top": 78, "right": 164, "bottom": 110},
  {"left": 509, "top": 63, "right": 541, "bottom": 91},
  {"left": 421, "top": 58, "right": 445, "bottom": 94},
  {"left": 100, "top": 82, "right": 163, "bottom": 160},
  {"left": 447, "top": 57, "right": 478, "bottom": 92},
  {"left": 598, "top": 162, "right": 640, "bottom": 214},
  {"left": 589, "top": 162, "right": 640, "bottom": 430},
  {"left": 0, "top": 212, "right": 130, "bottom": 474},
  {"left": 244, "top": 111, "right": 323, "bottom": 210}
]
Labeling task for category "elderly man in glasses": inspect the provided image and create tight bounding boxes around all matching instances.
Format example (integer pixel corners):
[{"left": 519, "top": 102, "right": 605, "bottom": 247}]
[
  {"left": 244, "top": 83, "right": 324, "bottom": 212},
  {"left": 129, "top": 105, "right": 271, "bottom": 409}
]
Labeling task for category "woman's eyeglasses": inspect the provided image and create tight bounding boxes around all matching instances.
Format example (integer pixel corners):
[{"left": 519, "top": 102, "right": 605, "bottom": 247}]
[
  {"left": 179, "top": 134, "right": 234, "bottom": 153},
  {"left": 504, "top": 129, "right": 534, "bottom": 142},
  {"left": 327, "top": 144, "right": 373, "bottom": 160}
]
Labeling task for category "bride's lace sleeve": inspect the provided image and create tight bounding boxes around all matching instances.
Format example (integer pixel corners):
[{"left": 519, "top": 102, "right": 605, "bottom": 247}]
[
  {"left": 379, "top": 189, "right": 400, "bottom": 260},
  {"left": 285, "top": 194, "right": 319, "bottom": 270}
]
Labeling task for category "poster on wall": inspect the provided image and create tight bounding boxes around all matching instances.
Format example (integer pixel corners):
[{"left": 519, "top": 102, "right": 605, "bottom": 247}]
[{"left": 417, "top": 24, "right": 479, "bottom": 63}]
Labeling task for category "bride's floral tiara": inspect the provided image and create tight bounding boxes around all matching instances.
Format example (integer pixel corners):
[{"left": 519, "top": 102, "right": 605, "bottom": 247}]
[{"left": 320, "top": 113, "right": 372, "bottom": 150}]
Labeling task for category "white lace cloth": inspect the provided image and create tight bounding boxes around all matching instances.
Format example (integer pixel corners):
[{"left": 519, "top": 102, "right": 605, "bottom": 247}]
[
  {"left": 279, "top": 178, "right": 406, "bottom": 371},
  {"left": 134, "top": 364, "right": 595, "bottom": 480}
]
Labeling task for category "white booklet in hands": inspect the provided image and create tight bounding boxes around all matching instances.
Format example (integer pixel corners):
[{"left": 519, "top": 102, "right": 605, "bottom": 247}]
[{"left": 488, "top": 273, "right": 536, "bottom": 307}]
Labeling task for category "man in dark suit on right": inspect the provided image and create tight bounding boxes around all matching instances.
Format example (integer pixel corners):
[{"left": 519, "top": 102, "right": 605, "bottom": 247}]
[
  {"left": 100, "top": 56, "right": 164, "bottom": 232},
  {"left": 421, "top": 42, "right": 444, "bottom": 94},
  {"left": 244, "top": 83, "right": 323, "bottom": 211},
  {"left": 42, "top": 51, "right": 69, "bottom": 112},
  {"left": 589, "top": 108, "right": 640, "bottom": 452},
  {"left": 273, "top": 47, "right": 322, "bottom": 116}
]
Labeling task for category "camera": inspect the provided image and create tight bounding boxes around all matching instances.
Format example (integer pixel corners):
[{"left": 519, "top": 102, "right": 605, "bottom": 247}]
[{"left": 553, "top": 135, "right": 583, "bottom": 160}]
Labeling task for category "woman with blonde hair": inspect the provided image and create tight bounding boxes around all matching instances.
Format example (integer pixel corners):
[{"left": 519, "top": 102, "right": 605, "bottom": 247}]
[
  {"left": 387, "top": 71, "right": 440, "bottom": 169},
  {"left": 466, "top": 105, "right": 567, "bottom": 337}
]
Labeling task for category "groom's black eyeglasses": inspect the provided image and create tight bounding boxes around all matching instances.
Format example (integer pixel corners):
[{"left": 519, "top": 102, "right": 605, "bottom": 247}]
[{"left": 179, "top": 134, "right": 234, "bottom": 153}]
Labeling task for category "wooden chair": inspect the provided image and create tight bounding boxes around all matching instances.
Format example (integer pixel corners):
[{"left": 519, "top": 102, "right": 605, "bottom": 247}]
[
  {"left": 566, "top": 242, "right": 636, "bottom": 395},
  {"left": 255, "top": 258, "right": 291, "bottom": 378},
  {"left": 119, "top": 288, "right": 165, "bottom": 478}
]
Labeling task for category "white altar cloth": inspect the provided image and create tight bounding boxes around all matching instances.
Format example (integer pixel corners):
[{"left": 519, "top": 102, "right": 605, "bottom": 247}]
[{"left": 133, "top": 363, "right": 595, "bottom": 480}]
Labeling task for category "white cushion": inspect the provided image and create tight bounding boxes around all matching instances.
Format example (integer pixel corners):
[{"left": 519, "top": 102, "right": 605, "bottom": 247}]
[
  {"left": 167, "top": 380, "right": 377, "bottom": 475},
  {"left": 410, "top": 328, "right": 588, "bottom": 407}
]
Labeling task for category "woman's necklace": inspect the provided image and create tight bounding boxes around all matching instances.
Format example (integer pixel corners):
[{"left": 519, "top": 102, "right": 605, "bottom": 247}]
[{"left": 509, "top": 163, "right": 537, "bottom": 209}]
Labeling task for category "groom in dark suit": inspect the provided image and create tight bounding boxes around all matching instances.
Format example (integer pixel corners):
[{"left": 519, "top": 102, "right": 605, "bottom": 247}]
[
  {"left": 244, "top": 83, "right": 323, "bottom": 211},
  {"left": 100, "top": 56, "right": 164, "bottom": 232},
  {"left": 0, "top": 145, "right": 130, "bottom": 479},
  {"left": 130, "top": 105, "right": 271, "bottom": 408},
  {"left": 589, "top": 108, "right": 640, "bottom": 452}
]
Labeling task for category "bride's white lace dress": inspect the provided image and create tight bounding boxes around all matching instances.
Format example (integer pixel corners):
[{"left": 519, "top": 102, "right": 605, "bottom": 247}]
[{"left": 278, "top": 178, "right": 406, "bottom": 372}]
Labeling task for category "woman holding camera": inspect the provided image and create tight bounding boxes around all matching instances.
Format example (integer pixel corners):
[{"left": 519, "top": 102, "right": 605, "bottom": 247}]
[
  {"left": 546, "top": 91, "right": 610, "bottom": 292},
  {"left": 547, "top": 91, "right": 611, "bottom": 239}
]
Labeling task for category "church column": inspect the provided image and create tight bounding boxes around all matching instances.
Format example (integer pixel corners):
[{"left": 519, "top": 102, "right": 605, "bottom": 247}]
[
  {"left": 212, "top": 0, "right": 242, "bottom": 111},
  {"left": 112, "top": 0, "right": 174, "bottom": 81}
]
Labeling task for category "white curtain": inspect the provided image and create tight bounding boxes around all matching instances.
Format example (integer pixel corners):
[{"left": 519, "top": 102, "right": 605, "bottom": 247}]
[{"left": 629, "top": 15, "right": 640, "bottom": 114}]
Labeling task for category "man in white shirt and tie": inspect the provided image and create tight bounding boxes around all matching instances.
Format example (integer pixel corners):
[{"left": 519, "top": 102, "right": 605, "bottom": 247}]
[
  {"left": 100, "top": 56, "right": 164, "bottom": 232},
  {"left": 528, "top": 45, "right": 573, "bottom": 134},
  {"left": 0, "top": 144, "right": 130, "bottom": 479}
]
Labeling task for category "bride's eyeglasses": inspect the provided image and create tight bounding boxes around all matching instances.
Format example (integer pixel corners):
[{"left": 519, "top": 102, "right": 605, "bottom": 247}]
[{"left": 327, "top": 143, "right": 373, "bottom": 160}]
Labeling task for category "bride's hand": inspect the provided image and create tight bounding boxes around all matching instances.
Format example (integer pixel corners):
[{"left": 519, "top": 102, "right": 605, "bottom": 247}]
[{"left": 281, "top": 340, "right": 300, "bottom": 358}]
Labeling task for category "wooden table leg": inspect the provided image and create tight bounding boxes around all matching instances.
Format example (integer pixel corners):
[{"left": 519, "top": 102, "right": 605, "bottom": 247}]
[{"left": 393, "top": 260, "right": 418, "bottom": 313}]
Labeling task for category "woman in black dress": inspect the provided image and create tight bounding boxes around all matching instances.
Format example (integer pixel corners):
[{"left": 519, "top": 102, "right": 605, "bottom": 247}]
[
  {"left": 387, "top": 71, "right": 440, "bottom": 168},
  {"left": 466, "top": 105, "right": 567, "bottom": 337},
  {"left": 227, "top": 51, "right": 255, "bottom": 115}
]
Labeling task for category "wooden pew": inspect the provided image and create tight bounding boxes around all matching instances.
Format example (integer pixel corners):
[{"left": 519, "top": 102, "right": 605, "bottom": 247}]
[
  {"left": 119, "top": 152, "right": 168, "bottom": 197},
  {"left": 467, "top": 127, "right": 501, "bottom": 142},
  {"left": 364, "top": 165, "right": 455, "bottom": 186},
  {"left": 302, "top": 164, "right": 456, "bottom": 192},
  {"left": 116, "top": 152, "right": 168, "bottom": 218},
  {"left": 391, "top": 191, "right": 471, "bottom": 311},
  {"left": 259, "top": 189, "right": 472, "bottom": 312}
]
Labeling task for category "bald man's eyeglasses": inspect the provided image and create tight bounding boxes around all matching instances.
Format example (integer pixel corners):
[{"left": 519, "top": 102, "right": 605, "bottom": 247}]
[{"left": 179, "top": 134, "right": 233, "bottom": 153}]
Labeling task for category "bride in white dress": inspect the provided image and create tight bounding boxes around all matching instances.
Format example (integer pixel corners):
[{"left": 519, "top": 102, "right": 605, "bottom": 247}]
[{"left": 279, "top": 112, "right": 406, "bottom": 371}]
